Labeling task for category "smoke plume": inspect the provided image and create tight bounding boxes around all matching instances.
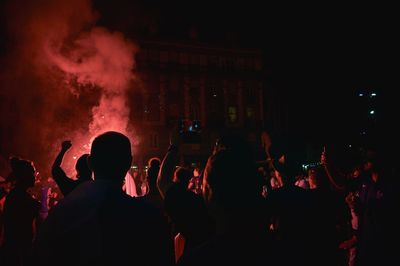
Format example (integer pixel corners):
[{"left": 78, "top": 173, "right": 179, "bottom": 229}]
[{"left": 0, "top": 0, "right": 138, "bottom": 177}]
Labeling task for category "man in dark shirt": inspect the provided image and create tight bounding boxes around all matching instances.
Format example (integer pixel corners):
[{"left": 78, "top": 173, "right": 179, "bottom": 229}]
[
  {"left": 34, "top": 132, "right": 174, "bottom": 266},
  {"left": 179, "top": 138, "right": 276, "bottom": 266},
  {"left": 2, "top": 157, "right": 40, "bottom": 266}
]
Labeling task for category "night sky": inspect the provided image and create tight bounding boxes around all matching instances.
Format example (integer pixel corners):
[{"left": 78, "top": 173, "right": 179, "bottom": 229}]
[{"left": 93, "top": 0, "right": 397, "bottom": 146}]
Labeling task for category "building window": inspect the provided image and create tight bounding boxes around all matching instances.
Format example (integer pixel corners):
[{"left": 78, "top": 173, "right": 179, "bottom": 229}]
[
  {"left": 226, "top": 57, "right": 234, "bottom": 70},
  {"left": 228, "top": 106, "right": 237, "bottom": 123},
  {"left": 237, "top": 57, "right": 245, "bottom": 70},
  {"left": 144, "top": 79, "right": 161, "bottom": 122},
  {"left": 245, "top": 107, "right": 256, "bottom": 126},
  {"left": 190, "top": 54, "right": 200, "bottom": 65},
  {"left": 255, "top": 59, "right": 262, "bottom": 70},
  {"left": 246, "top": 58, "right": 255, "bottom": 70},
  {"left": 246, "top": 107, "right": 255, "bottom": 118},
  {"left": 166, "top": 77, "right": 183, "bottom": 124},
  {"left": 207, "top": 82, "right": 224, "bottom": 126},
  {"left": 145, "top": 94, "right": 161, "bottom": 122},
  {"left": 189, "top": 87, "right": 200, "bottom": 120},
  {"left": 150, "top": 133, "right": 159, "bottom": 148},
  {"left": 208, "top": 56, "right": 218, "bottom": 68},
  {"left": 149, "top": 50, "right": 159, "bottom": 62},
  {"left": 190, "top": 105, "right": 200, "bottom": 120},
  {"left": 169, "top": 51, "right": 178, "bottom": 64},
  {"left": 160, "top": 51, "right": 168, "bottom": 63},
  {"left": 245, "top": 87, "right": 256, "bottom": 105},
  {"left": 168, "top": 103, "right": 180, "bottom": 121},
  {"left": 219, "top": 56, "right": 227, "bottom": 69},
  {"left": 227, "top": 85, "right": 238, "bottom": 107},
  {"left": 179, "top": 53, "right": 188, "bottom": 64},
  {"left": 131, "top": 91, "right": 143, "bottom": 121},
  {"left": 199, "top": 55, "right": 207, "bottom": 66}
]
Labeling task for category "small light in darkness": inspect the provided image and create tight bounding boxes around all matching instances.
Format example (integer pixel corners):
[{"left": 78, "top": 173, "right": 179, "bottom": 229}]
[
  {"left": 370, "top": 110, "right": 375, "bottom": 115},
  {"left": 371, "top": 93, "right": 377, "bottom": 97},
  {"left": 359, "top": 93, "right": 364, "bottom": 97}
]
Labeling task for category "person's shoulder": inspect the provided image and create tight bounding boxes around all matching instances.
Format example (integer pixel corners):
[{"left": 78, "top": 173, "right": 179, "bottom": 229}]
[
  {"left": 165, "top": 185, "right": 203, "bottom": 207},
  {"left": 179, "top": 233, "right": 274, "bottom": 266},
  {"left": 165, "top": 184, "right": 192, "bottom": 198},
  {"left": 130, "top": 194, "right": 166, "bottom": 219},
  {"left": 178, "top": 238, "right": 217, "bottom": 266}
]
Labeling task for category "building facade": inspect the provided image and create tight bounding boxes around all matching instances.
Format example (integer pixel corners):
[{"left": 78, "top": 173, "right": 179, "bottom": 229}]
[{"left": 130, "top": 39, "right": 268, "bottom": 170}]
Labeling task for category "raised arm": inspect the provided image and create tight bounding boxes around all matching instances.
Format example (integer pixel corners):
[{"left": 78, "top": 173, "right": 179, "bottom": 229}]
[
  {"left": 157, "top": 144, "right": 179, "bottom": 199},
  {"left": 157, "top": 130, "right": 180, "bottom": 199},
  {"left": 52, "top": 141, "right": 72, "bottom": 171},
  {"left": 321, "top": 149, "right": 346, "bottom": 191},
  {"left": 51, "top": 141, "right": 75, "bottom": 196}
]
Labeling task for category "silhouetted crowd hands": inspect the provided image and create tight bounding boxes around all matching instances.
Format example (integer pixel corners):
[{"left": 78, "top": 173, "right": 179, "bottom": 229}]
[{"left": 0, "top": 131, "right": 397, "bottom": 266}]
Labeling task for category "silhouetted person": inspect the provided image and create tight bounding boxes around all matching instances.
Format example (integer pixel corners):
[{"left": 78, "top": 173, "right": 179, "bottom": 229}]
[
  {"left": 34, "top": 131, "right": 174, "bottom": 266},
  {"left": 1, "top": 157, "right": 40, "bottom": 266},
  {"left": 307, "top": 166, "right": 344, "bottom": 266},
  {"left": 51, "top": 140, "right": 92, "bottom": 196},
  {"left": 158, "top": 141, "right": 214, "bottom": 262},
  {"left": 143, "top": 157, "right": 163, "bottom": 208},
  {"left": 179, "top": 137, "right": 276, "bottom": 266},
  {"left": 355, "top": 161, "right": 391, "bottom": 266},
  {"left": 267, "top": 161, "right": 312, "bottom": 266},
  {"left": 147, "top": 157, "right": 161, "bottom": 193}
]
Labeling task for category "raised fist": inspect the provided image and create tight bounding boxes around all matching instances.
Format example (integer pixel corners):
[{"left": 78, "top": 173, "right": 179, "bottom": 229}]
[{"left": 61, "top": 140, "right": 72, "bottom": 151}]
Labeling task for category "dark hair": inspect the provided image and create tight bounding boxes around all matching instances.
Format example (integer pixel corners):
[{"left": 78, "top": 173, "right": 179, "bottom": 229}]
[
  {"left": 10, "top": 157, "right": 34, "bottom": 176},
  {"left": 90, "top": 131, "right": 132, "bottom": 180},
  {"left": 76, "top": 154, "right": 92, "bottom": 180},
  {"left": 174, "top": 167, "right": 193, "bottom": 186},
  {"left": 8, "top": 156, "right": 35, "bottom": 187},
  {"left": 204, "top": 147, "right": 261, "bottom": 207},
  {"left": 147, "top": 157, "right": 161, "bottom": 191},
  {"left": 148, "top": 157, "right": 161, "bottom": 169}
]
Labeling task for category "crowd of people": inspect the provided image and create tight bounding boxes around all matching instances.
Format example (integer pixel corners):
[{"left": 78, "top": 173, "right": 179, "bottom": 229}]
[{"left": 0, "top": 130, "right": 397, "bottom": 266}]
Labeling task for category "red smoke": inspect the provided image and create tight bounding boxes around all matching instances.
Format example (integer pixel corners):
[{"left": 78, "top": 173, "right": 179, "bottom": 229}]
[{"left": 0, "top": 0, "right": 138, "bottom": 177}]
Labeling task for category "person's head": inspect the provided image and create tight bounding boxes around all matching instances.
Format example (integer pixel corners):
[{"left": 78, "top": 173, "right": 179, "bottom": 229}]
[
  {"left": 146, "top": 157, "right": 161, "bottom": 190},
  {"left": 193, "top": 167, "right": 200, "bottom": 177},
  {"left": 350, "top": 165, "right": 362, "bottom": 179},
  {"left": 273, "top": 161, "right": 299, "bottom": 186},
  {"left": 88, "top": 131, "right": 132, "bottom": 182},
  {"left": 148, "top": 157, "right": 161, "bottom": 169},
  {"left": 307, "top": 168, "right": 317, "bottom": 189},
  {"left": 75, "top": 154, "right": 92, "bottom": 181},
  {"left": 308, "top": 166, "right": 329, "bottom": 190},
  {"left": 173, "top": 167, "right": 193, "bottom": 188},
  {"left": 9, "top": 157, "right": 36, "bottom": 189},
  {"left": 213, "top": 133, "right": 251, "bottom": 155},
  {"left": 369, "top": 160, "right": 382, "bottom": 183},
  {"left": 273, "top": 153, "right": 302, "bottom": 186},
  {"left": 363, "top": 160, "right": 374, "bottom": 172},
  {"left": 132, "top": 170, "right": 139, "bottom": 178},
  {"left": 203, "top": 146, "right": 261, "bottom": 210}
]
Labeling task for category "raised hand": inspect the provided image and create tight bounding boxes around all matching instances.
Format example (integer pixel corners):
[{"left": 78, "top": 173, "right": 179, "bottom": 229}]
[
  {"left": 61, "top": 140, "right": 72, "bottom": 151},
  {"left": 320, "top": 146, "right": 327, "bottom": 165},
  {"left": 169, "top": 125, "right": 181, "bottom": 147}
]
